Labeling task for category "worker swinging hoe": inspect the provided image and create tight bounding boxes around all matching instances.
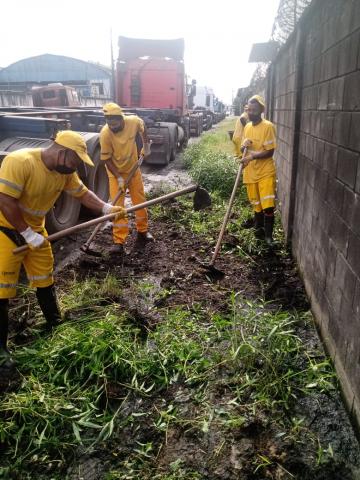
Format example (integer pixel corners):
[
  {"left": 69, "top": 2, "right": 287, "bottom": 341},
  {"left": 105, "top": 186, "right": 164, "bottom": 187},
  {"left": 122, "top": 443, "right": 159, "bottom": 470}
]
[{"left": 13, "top": 185, "right": 212, "bottom": 255}]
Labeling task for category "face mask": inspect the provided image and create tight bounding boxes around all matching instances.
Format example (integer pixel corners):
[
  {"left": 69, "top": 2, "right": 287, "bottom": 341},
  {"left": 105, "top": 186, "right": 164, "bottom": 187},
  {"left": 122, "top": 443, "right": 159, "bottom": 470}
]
[
  {"left": 248, "top": 113, "right": 261, "bottom": 123},
  {"left": 55, "top": 165, "right": 76, "bottom": 174},
  {"left": 55, "top": 150, "right": 77, "bottom": 174},
  {"left": 109, "top": 126, "right": 122, "bottom": 133}
]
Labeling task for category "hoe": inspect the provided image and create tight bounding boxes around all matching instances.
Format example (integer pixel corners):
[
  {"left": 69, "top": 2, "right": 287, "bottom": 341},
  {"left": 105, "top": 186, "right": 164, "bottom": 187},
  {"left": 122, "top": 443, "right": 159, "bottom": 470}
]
[{"left": 13, "top": 185, "right": 211, "bottom": 255}]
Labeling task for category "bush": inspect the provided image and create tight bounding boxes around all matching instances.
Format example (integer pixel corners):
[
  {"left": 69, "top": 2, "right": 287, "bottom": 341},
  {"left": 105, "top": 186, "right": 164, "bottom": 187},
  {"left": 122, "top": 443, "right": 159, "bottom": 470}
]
[
  {"left": 189, "top": 150, "right": 239, "bottom": 198},
  {"left": 183, "top": 143, "right": 203, "bottom": 169}
]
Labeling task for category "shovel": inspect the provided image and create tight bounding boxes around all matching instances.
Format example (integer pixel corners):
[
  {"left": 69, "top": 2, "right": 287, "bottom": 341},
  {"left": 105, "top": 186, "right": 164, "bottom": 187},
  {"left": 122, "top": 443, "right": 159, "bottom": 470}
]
[
  {"left": 13, "top": 185, "right": 211, "bottom": 254},
  {"left": 81, "top": 155, "right": 144, "bottom": 256},
  {"left": 199, "top": 149, "right": 247, "bottom": 280}
]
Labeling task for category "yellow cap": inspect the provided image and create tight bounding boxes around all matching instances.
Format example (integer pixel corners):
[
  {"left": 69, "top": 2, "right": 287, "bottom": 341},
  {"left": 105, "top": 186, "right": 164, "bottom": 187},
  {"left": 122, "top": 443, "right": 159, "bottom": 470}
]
[
  {"left": 102, "top": 102, "right": 124, "bottom": 116},
  {"left": 54, "top": 131, "right": 94, "bottom": 167},
  {"left": 249, "top": 95, "right": 265, "bottom": 108}
]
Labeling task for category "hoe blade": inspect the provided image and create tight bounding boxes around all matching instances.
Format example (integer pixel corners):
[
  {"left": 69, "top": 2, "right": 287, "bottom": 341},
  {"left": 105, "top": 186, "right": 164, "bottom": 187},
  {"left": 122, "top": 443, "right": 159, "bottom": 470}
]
[{"left": 193, "top": 186, "right": 212, "bottom": 211}]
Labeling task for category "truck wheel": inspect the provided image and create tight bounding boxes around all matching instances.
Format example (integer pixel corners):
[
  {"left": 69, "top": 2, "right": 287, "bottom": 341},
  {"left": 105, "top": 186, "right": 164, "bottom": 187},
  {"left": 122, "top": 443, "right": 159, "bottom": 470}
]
[
  {"left": 170, "top": 147, "right": 176, "bottom": 162},
  {"left": 85, "top": 146, "right": 109, "bottom": 202},
  {"left": 46, "top": 193, "right": 81, "bottom": 234}
]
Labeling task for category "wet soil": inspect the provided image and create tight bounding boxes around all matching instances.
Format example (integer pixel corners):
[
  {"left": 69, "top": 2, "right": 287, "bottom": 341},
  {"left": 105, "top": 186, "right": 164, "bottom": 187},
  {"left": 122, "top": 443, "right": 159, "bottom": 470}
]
[
  {"left": 52, "top": 208, "right": 360, "bottom": 480},
  {"left": 6, "top": 146, "right": 360, "bottom": 479}
]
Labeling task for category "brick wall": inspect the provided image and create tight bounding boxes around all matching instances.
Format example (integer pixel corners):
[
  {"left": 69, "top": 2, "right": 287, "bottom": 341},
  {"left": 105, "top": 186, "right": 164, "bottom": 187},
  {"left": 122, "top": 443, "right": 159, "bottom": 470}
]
[{"left": 268, "top": 0, "right": 360, "bottom": 426}]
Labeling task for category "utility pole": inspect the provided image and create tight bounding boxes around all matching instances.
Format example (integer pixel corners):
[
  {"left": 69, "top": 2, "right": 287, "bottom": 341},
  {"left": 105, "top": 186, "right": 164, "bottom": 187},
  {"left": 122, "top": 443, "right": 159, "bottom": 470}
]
[{"left": 110, "top": 28, "right": 116, "bottom": 101}]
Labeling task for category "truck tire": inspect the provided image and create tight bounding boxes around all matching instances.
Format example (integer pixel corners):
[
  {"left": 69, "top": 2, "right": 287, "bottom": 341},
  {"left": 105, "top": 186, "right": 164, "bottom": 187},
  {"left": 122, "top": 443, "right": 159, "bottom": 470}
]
[
  {"left": 84, "top": 145, "right": 109, "bottom": 202},
  {"left": 46, "top": 193, "right": 81, "bottom": 234}
]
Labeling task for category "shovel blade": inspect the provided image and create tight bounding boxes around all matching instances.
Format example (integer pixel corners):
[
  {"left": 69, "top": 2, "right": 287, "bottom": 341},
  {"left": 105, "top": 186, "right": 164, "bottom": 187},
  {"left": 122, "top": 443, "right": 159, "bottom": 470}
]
[{"left": 193, "top": 186, "right": 212, "bottom": 211}]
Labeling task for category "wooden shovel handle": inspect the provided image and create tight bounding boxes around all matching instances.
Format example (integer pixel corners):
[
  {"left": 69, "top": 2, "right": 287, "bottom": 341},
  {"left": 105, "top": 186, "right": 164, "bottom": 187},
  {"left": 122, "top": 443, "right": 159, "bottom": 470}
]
[
  {"left": 13, "top": 184, "right": 199, "bottom": 254},
  {"left": 82, "top": 155, "right": 144, "bottom": 250},
  {"left": 210, "top": 149, "right": 246, "bottom": 266}
]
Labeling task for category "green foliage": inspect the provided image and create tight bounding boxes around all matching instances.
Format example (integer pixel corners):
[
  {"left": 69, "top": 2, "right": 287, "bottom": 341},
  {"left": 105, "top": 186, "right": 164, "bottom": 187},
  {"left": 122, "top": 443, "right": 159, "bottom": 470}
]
[
  {"left": 183, "top": 121, "right": 240, "bottom": 199},
  {"left": 0, "top": 281, "right": 336, "bottom": 478},
  {"left": 189, "top": 150, "right": 238, "bottom": 198}
]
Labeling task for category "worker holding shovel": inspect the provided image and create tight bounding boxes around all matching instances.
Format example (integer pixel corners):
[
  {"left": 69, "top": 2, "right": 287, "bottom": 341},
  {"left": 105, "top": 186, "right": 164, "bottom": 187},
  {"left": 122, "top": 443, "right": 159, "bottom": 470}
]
[
  {"left": 100, "top": 103, "right": 154, "bottom": 257},
  {"left": 0, "top": 131, "right": 125, "bottom": 372},
  {"left": 240, "top": 95, "right": 277, "bottom": 246}
]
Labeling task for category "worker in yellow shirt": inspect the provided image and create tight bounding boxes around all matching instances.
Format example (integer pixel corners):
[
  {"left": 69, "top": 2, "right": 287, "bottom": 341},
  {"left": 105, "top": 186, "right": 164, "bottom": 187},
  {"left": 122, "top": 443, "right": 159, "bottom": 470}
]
[
  {"left": 0, "top": 131, "right": 125, "bottom": 371},
  {"left": 232, "top": 105, "right": 249, "bottom": 158},
  {"left": 240, "top": 95, "right": 277, "bottom": 245},
  {"left": 100, "top": 103, "right": 153, "bottom": 256}
]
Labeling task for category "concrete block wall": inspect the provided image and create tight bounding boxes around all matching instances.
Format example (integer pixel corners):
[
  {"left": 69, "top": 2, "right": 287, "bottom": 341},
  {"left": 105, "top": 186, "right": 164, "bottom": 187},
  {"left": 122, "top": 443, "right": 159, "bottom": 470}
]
[{"left": 268, "top": 0, "right": 360, "bottom": 426}]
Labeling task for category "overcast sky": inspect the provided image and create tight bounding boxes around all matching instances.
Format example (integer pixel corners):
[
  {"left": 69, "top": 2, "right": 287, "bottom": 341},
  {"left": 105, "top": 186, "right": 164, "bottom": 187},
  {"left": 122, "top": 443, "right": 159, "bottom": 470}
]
[{"left": 0, "top": 0, "right": 279, "bottom": 104}]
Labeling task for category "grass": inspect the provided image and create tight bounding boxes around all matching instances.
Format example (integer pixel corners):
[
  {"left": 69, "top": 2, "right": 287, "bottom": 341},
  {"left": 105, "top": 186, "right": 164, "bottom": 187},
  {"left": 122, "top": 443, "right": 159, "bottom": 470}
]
[
  {"left": 0, "top": 119, "right": 350, "bottom": 479},
  {"left": 0, "top": 278, "right": 337, "bottom": 478}
]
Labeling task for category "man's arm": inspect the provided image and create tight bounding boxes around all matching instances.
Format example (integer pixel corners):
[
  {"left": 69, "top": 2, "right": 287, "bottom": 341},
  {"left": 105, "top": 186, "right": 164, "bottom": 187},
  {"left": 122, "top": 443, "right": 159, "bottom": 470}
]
[
  {"left": 0, "top": 192, "right": 28, "bottom": 232},
  {"left": 78, "top": 190, "right": 126, "bottom": 218},
  {"left": 241, "top": 149, "right": 274, "bottom": 166},
  {"left": 104, "top": 159, "right": 121, "bottom": 178},
  {"left": 140, "top": 123, "right": 149, "bottom": 145},
  {"left": 78, "top": 190, "right": 107, "bottom": 213}
]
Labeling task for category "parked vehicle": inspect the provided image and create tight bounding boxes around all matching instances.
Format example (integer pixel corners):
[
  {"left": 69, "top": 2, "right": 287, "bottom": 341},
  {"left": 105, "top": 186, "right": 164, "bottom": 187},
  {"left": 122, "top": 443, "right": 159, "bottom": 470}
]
[
  {"left": 0, "top": 113, "right": 108, "bottom": 233},
  {"left": 32, "top": 84, "right": 81, "bottom": 108},
  {"left": 115, "top": 36, "right": 194, "bottom": 165}
]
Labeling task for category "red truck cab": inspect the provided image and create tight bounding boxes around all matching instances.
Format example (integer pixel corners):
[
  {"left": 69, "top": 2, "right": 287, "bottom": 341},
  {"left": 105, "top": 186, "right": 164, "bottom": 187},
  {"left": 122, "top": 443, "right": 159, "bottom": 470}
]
[{"left": 115, "top": 37, "right": 190, "bottom": 164}]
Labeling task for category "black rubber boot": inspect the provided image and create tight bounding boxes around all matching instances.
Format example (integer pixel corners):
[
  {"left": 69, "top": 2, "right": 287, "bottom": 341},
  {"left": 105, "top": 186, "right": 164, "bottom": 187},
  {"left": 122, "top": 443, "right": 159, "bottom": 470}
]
[
  {"left": 254, "top": 211, "right": 265, "bottom": 239},
  {"left": 0, "top": 299, "right": 15, "bottom": 370},
  {"left": 241, "top": 216, "right": 255, "bottom": 229},
  {"left": 135, "top": 231, "right": 155, "bottom": 249},
  {"left": 109, "top": 244, "right": 125, "bottom": 257},
  {"left": 137, "top": 232, "right": 154, "bottom": 243},
  {"left": 36, "top": 284, "right": 62, "bottom": 329},
  {"left": 264, "top": 213, "right": 275, "bottom": 246}
]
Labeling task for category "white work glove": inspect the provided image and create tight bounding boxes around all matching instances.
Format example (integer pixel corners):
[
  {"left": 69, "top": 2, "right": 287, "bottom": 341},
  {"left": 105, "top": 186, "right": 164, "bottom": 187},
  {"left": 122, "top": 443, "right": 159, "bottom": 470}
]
[
  {"left": 142, "top": 142, "right": 151, "bottom": 157},
  {"left": 20, "top": 227, "right": 47, "bottom": 249},
  {"left": 117, "top": 176, "right": 125, "bottom": 189},
  {"left": 102, "top": 203, "right": 126, "bottom": 220}
]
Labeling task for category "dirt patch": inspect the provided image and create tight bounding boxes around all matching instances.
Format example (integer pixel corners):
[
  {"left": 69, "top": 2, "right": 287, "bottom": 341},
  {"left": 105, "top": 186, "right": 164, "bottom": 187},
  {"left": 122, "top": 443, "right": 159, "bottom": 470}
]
[{"left": 4, "top": 175, "right": 360, "bottom": 479}]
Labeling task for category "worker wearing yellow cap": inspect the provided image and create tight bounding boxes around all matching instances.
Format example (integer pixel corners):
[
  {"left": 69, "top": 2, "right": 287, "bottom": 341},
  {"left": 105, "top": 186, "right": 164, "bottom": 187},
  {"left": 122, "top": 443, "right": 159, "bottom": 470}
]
[
  {"left": 0, "top": 130, "right": 125, "bottom": 371},
  {"left": 240, "top": 95, "right": 277, "bottom": 246},
  {"left": 100, "top": 102, "right": 153, "bottom": 255},
  {"left": 232, "top": 105, "right": 249, "bottom": 158}
]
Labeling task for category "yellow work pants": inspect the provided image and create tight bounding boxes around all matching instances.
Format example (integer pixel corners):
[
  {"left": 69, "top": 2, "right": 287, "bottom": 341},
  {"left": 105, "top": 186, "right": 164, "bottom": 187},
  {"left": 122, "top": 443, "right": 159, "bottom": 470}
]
[
  {"left": 0, "top": 231, "right": 54, "bottom": 299},
  {"left": 109, "top": 168, "right": 148, "bottom": 244},
  {"left": 246, "top": 175, "right": 276, "bottom": 213}
]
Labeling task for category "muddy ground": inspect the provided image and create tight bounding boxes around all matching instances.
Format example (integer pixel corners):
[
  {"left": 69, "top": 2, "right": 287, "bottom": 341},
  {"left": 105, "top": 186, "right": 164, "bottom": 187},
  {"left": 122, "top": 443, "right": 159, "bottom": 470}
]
[
  {"left": 6, "top": 145, "right": 360, "bottom": 479},
  {"left": 52, "top": 212, "right": 360, "bottom": 480}
]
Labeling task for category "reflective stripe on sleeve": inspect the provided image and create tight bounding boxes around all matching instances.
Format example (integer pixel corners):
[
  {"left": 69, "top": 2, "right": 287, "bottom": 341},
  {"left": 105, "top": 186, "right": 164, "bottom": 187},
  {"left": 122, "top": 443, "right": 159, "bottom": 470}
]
[
  {"left": 19, "top": 204, "right": 48, "bottom": 217},
  {"left": 263, "top": 139, "right": 275, "bottom": 146},
  {"left": 250, "top": 200, "right": 261, "bottom": 205},
  {"left": 0, "top": 178, "right": 23, "bottom": 192},
  {"left": 260, "top": 195, "right": 275, "bottom": 201}
]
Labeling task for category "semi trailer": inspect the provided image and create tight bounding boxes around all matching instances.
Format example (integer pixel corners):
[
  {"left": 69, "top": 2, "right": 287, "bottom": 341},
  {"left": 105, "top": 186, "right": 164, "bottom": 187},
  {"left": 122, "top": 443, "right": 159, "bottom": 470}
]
[{"left": 0, "top": 113, "right": 108, "bottom": 233}]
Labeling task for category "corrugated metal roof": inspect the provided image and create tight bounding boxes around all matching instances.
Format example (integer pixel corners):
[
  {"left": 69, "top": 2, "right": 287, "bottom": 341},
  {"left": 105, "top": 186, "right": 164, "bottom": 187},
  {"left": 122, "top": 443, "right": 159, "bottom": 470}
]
[{"left": 0, "top": 54, "right": 111, "bottom": 83}]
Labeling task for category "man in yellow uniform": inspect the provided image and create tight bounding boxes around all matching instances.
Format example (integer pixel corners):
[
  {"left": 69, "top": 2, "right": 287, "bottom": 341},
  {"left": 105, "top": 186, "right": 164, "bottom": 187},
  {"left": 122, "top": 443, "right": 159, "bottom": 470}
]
[
  {"left": 100, "top": 103, "right": 153, "bottom": 256},
  {"left": 232, "top": 105, "right": 249, "bottom": 158},
  {"left": 0, "top": 131, "right": 124, "bottom": 371},
  {"left": 240, "top": 95, "right": 277, "bottom": 245}
]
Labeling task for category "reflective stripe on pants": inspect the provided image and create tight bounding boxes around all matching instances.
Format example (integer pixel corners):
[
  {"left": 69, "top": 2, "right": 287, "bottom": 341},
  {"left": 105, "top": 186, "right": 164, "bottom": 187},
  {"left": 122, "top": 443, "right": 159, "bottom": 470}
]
[
  {"left": 109, "top": 168, "right": 148, "bottom": 244},
  {"left": 0, "top": 231, "right": 54, "bottom": 299},
  {"left": 246, "top": 175, "right": 276, "bottom": 213}
]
